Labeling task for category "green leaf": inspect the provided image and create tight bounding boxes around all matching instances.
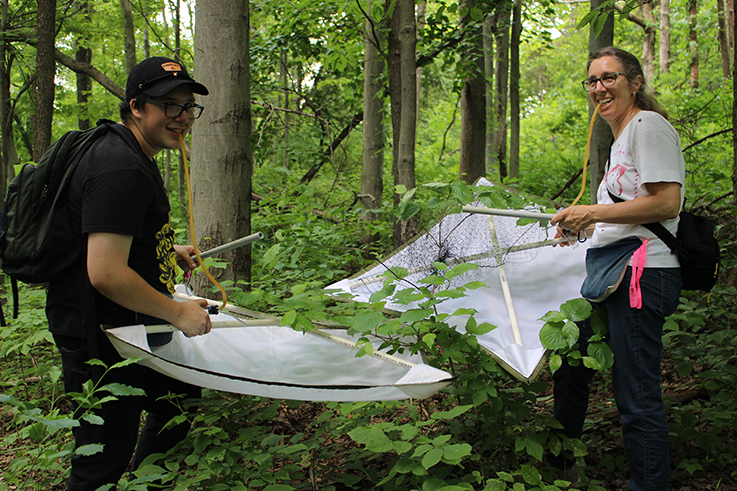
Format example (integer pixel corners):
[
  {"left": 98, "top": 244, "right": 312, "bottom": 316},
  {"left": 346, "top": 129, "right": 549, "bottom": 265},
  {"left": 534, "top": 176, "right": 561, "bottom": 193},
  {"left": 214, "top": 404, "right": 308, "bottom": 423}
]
[
  {"left": 399, "top": 309, "right": 433, "bottom": 324},
  {"left": 98, "top": 383, "right": 146, "bottom": 397},
  {"left": 467, "top": 321, "right": 495, "bottom": 336},
  {"left": 423, "top": 333, "right": 437, "bottom": 349},
  {"left": 442, "top": 443, "right": 472, "bottom": 462},
  {"left": 261, "top": 244, "right": 281, "bottom": 269},
  {"left": 560, "top": 298, "right": 592, "bottom": 322},
  {"left": 562, "top": 320, "right": 580, "bottom": 348},
  {"left": 393, "top": 440, "right": 413, "bottom": 455},
  {"left": 587, "top": 342, "right": 614, "bottom": 371},
  {"left": 81, "top": 413, "right": 104, "bottom": 425},
  {"left": 674, "top": 358, "right": 693, "bottom": 377},
  {"left": 549, "top": 354, "right": 563, "bottom": 373},
  {"left": 431, "top": 404, "right": 473, "bottom": 420},
  {"left": 263, "top": 485, "right": 295, "bottom": 491},
  {"left": 590, "top": 307, "right": 609, "bottom": 335},
  {"left": 420, "top": 274, "right": 446, "bottom": 285},
  {"left": 348, "top": 426, "right": 393, "bottom": 453},
  {"left": 421, "top": 447, "right": 443, "bottom": 469},
  {"left": 75, "top": 443, "right": 104, "bottom": 456},
  {"left": 109, "top": 357, "right": 140, "bottom": 370},
  {"left": 472, "top": 388, "right": 488, "bottom": 406},
  {"left": 582, "top": 356, "right": 602, "bottom": 371},
  {"left": 521, "top": 464, "right": 542, "bottom": 485},
  {"left": 539, "top": 323, "right": 567, "bottom": 350},
  {"left": 353, "top": 310, "right": 388, "bottom": 332},
  {"left": 539, "top": 311, "right": 566, "bottom": 323},
  {"left": 282, "top": 310, "right": 297, "bottom": 326},
  {"left": 445, "top": 262, "right": 478, "bottom": 279},
  {"left": 452, "top": 308, "right": 477, "bottom": 316}
]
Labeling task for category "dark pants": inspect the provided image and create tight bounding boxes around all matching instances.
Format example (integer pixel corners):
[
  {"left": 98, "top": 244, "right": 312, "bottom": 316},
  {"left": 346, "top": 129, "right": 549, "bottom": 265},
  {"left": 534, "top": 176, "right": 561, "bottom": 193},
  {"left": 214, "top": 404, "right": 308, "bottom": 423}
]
[
  {"left": 54, "top": 332, "right": 201, "bottom": 491},
  {"left": 551, "top": 267, "right": 682, "bottom": 491}
]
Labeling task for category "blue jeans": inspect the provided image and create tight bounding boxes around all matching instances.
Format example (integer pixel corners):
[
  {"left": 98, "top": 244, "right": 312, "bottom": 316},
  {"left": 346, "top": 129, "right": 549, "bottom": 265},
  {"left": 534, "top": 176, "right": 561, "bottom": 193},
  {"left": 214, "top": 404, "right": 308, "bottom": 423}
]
[{"left": 551, "top": 267, "right": 682, "bottom": 491}]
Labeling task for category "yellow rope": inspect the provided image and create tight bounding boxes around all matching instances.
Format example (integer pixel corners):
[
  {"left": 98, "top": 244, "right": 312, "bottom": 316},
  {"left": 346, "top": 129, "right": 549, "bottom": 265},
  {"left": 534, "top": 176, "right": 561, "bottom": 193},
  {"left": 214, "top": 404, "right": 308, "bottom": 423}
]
[
  {"left": 569, "top": 102, "right": 602, "bottom": 207},
  {"left": 178, "top": 133, "right": 228, "bottom": 308}
]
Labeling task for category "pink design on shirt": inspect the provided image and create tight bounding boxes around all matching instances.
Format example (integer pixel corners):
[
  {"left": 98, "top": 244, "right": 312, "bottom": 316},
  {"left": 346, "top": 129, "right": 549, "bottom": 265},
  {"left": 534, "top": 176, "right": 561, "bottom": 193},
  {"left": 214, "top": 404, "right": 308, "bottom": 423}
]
[{"left": 607, "top": 163, "right": 627, "bottom": 195}]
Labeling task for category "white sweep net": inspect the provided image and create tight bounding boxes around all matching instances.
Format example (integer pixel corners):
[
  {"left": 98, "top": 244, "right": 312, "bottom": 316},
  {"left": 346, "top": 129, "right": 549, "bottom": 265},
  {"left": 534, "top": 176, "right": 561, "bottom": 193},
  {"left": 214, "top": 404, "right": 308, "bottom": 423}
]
[
  {"left": 105, "top": 290, "right": 452, "bottom": 402},
  {"left": 328, "top": 180, "right": 589, "bottom": 382}
]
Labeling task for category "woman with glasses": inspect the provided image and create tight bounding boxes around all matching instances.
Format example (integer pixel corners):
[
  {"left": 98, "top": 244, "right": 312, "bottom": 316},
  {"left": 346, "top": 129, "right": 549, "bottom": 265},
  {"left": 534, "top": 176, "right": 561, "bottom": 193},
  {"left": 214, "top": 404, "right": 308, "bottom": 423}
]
[{"left": 548, "top": 47, "right": 685, "bottom": 491}]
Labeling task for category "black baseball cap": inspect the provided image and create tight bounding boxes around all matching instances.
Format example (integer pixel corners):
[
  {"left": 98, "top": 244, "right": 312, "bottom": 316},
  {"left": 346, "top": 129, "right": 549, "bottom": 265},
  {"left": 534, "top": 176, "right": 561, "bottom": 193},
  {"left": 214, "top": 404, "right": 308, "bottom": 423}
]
[{"left": 125, "top": 57, "right": 209, "bottom": 101}]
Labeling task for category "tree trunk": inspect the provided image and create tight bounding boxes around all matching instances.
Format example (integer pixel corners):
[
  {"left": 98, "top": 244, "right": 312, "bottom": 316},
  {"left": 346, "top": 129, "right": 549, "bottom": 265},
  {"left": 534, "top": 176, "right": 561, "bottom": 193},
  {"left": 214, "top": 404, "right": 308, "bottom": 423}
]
[
  {"left": 508, "top": 0, "right": 521, "bottom": 180},
  {"left": 387, "top": 0, "right": 401, "bottom": 191},
  {"left": 640, "top": 1, "right": 655, "bottom": 82},
  {"left": 33, "top": 0, "right": 56, "bottom": 161},
  {"left": 360, "top": 1, "right": 384, "bottom": 240},
  {"left": 659, "top": 0, "right": 671, "bottom": 74},
  {"left": 120, "top": 0, "right": 137, "bottom": 72},
  {"left": 459, "top": 0, "right": 486, "bottom": 184},
  {"left": 388, "top": 0, "right": 417, "bottom": 248},
  {"left": 192, "top": 0, "right": 252, "bottom": 294},
  {"left": 281, "top": 50, "right": 290, "bottom": 168},
  {"left": 588, "top": 0, "right": 614, "bottom": 204},
  {"left": 483, "top": 16, "right": 495, "bottom": 176},
  {"left": 416, "top": 0, "right": 426, "bottom": 144},
  {"left": 0, "top": 0, "right": 16, "bottom": 193},
  {"left": 493, "top": 3, "right": 510, "bottom": 181},
  {"left": 689, "top": 0, "right": 699, "bottom": 88},
  {"left": 717, "top": 0, "right": 731, "bottom": 78},
  {"left": 733, "top": 7, "right": 736, "bottom": 205},
  {"left": 75, "top": 41, "right": 92, "bottom": 130}
]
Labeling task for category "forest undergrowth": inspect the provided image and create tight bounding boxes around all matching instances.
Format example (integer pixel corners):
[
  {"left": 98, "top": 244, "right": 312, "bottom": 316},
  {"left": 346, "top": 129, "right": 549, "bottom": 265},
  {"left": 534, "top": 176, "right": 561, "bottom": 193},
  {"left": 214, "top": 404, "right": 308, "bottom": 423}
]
[{"left": 1, "top": 183, "right": 736, "bottom": 490}]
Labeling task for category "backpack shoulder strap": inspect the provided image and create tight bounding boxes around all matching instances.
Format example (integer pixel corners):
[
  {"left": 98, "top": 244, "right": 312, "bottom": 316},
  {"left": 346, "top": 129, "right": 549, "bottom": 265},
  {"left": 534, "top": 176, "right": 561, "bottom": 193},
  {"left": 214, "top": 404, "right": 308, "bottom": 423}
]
[{"left": 607, "top": 189, "right": 679, "bottom": 253}]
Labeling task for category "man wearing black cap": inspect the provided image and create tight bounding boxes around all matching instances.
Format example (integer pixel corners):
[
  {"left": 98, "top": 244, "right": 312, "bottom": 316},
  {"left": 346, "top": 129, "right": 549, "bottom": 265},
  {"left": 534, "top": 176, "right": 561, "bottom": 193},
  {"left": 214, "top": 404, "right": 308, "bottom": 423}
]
[{"left": 46, "top": 57, "right": 211, "bottom": 490}]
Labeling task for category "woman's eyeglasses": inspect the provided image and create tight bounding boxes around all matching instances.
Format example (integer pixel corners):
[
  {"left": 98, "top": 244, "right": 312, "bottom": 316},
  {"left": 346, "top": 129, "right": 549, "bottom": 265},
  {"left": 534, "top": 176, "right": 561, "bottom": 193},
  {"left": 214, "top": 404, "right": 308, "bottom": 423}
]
[{"left": 582, "top": 73, "right": 624, "bottom": 92}]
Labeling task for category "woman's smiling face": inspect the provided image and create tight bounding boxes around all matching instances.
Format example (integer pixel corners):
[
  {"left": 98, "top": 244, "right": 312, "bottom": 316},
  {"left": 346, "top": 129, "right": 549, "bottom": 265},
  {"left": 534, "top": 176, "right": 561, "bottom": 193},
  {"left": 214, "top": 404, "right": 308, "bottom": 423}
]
[{"left": 587, "top": 56, "right": 642, "bottom": 135}]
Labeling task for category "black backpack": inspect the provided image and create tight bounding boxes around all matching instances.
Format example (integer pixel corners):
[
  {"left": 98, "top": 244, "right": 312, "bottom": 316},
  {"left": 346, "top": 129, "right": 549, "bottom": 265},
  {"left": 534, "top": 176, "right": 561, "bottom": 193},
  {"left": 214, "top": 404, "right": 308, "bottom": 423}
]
[
  {"left": 0, "top": 120, "right": 114, "bottom": 319},
  {"left": 608, "top": 191, "right": 720, "bottom": 292}
]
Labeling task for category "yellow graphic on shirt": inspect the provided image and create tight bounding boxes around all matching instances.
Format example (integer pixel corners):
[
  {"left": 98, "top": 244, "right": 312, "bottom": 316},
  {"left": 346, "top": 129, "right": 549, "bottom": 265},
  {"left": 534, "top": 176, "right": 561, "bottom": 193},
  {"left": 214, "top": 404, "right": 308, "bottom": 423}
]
[{"left": 156, "top": 221, "right": 177, "bottom": 294}]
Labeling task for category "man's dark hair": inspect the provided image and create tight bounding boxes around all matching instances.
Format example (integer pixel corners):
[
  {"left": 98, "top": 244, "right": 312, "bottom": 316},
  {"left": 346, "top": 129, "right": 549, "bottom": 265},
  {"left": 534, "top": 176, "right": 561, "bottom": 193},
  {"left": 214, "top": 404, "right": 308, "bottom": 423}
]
[{"left": 119, "top": 94, "right": 150, "bottom": 122}]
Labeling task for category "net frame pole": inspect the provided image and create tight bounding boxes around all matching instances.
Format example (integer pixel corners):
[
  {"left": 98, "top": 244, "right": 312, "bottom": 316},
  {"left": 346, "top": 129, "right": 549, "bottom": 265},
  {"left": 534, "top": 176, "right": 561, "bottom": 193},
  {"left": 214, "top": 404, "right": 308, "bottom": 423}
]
[
  {"left": 487, "top": 216, "right": 524, "bottom": 347},
  {"left": 462, "top": 206, "right": 555, "bottom": 221},
  {"left": 199, "top": 232, "right": 265, "bottom": 259}
]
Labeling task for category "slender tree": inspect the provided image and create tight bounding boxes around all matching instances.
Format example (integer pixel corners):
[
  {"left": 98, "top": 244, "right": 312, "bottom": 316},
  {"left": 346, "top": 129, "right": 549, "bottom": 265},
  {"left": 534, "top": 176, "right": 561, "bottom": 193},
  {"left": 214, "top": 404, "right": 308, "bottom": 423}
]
[
  {"left": 508, "top": 0, "right": 521, "bottom": 180},
  {"left": 492, "top": 2, "right": 511, "bottom": 180},
  {"left": 192, "top": 0, "right": 253, "bottom": 291},
  {"left": 588, "top": 0, "right": 614, "bottom": 203},
  {"left": 459, "top": 0, "right": 486, "bottom": 184},
  {"left": 360, "top": 1, "right": 384, "bottom": 240},
  {"left": 0, "top": 0, "right": 15, "bottom": 192},
  {"left": 733, "top": 7, "right": 736, "bottom": 205},
  {"left": 483, "top": 16, "right": 495, "bottom": 176},
  {"left": 33, "top": 0, "right": 56, "bottom": 161},
  {"left": 717, "top": 0, "right": 731, "bottom": 78},
  {"left": 387, "top": 0, "right": 417, "bottom": 247},
  {"left": 120, "top": 0, "right": 137, "bottom": 72},
  {"left": 659, "top": 0, "right": 671, "bottom": 74},
  {"left": 75, "top": 0, "right": 93, "bottom": 132},
  {"left": 689, "top": 0, "right": 699, "bottom": 88},
  {"left": 640, "top": 1, "right": 655, "bottom": 81}
]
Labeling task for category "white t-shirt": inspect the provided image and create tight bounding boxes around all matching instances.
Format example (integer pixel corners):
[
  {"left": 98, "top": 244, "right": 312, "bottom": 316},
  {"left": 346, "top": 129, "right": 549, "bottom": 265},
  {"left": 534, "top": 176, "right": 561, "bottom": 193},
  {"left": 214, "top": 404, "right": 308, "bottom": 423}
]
[{"left": 592, "top": 111, "right": 685, "bottom": 268}]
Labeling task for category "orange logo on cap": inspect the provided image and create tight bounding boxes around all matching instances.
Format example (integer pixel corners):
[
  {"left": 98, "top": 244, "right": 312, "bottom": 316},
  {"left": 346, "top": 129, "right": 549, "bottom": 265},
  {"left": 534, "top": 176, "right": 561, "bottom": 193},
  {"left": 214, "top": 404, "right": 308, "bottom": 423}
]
[{"left": 161, "top": 62, "right": 182, "bottom": 72}]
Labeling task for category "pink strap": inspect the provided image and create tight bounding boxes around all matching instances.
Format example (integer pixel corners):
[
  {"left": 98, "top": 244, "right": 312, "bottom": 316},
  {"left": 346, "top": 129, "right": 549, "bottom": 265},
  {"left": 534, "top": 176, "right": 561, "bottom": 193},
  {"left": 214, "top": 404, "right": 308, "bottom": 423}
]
[{"left": 629, "top": 239, "right": 648, "bottom": 309}]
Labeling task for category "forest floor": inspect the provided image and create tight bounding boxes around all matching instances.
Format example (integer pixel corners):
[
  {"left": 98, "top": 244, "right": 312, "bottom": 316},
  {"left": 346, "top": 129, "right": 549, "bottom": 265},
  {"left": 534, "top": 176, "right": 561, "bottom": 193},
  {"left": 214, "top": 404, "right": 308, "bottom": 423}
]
[{"left": 2, "top": 349, "right": 735, "bottom": 490}]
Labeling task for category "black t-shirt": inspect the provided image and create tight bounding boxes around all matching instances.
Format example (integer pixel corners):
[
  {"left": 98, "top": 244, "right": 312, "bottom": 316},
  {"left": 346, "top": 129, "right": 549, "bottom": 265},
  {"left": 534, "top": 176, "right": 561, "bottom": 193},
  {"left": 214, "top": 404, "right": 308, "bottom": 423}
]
[{"left": 46, "top": 123, "right": 179, "bottom": 337}]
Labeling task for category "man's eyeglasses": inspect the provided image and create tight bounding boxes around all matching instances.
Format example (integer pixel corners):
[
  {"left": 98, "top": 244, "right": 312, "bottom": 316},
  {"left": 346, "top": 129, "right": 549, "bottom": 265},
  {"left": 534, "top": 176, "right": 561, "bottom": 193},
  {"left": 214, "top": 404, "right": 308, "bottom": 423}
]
[
  {"left": 582, "top": 73, "right": 624, "bottom": 92},
  {"left": 148, "top": 100, "right": 204, "bottom": 119}
]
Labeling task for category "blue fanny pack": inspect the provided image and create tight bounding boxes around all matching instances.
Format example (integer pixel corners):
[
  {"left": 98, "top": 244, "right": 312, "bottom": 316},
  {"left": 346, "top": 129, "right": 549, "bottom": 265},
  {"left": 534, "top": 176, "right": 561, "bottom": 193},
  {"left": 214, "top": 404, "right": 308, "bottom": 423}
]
[{"left": 580, "top": 237, "right": 643, "bottom": 302}]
